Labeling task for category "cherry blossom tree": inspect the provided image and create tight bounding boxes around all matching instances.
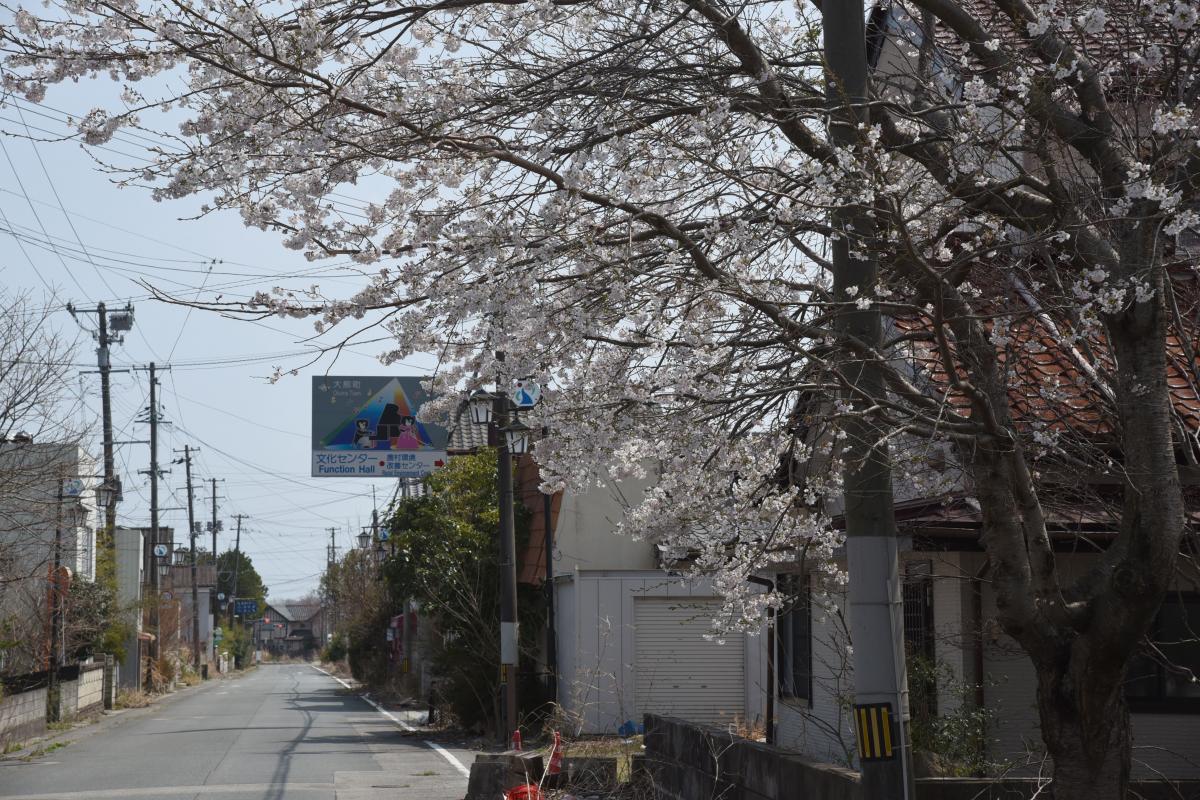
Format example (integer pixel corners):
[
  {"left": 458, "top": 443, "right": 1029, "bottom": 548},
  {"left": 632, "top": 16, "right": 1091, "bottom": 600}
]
[{"left": 3, "top": 0, "right": 1198, "bottom": 794}]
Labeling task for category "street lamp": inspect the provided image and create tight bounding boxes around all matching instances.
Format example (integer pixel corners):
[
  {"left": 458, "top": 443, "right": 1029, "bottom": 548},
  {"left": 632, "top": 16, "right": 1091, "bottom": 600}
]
[
  {"left": 504, "top": 420, "right": 532, "bottom": 455},
  {"left": 468, "top": 389, "right": 496, "bottom": 426},
  {"left": 356, "top": 531, "right": 371, "bottom": 550},
  {"left": 468, "top": 361, "right": 542, "bottom": 743}
]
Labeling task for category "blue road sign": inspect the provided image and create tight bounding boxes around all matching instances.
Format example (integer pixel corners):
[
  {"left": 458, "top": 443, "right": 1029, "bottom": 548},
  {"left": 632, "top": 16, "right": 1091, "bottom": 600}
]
[{"left": 234, "top": 599, "right": 258, "bottom": 616}]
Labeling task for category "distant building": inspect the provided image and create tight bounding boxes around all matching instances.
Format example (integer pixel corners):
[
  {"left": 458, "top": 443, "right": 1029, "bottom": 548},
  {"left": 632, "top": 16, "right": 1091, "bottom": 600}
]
[
  {"left": 0, "top": 441, "right": 99, "bottom": 674},
  {"left": 256, "top": 601, "right": 325, "bottom": 658}
]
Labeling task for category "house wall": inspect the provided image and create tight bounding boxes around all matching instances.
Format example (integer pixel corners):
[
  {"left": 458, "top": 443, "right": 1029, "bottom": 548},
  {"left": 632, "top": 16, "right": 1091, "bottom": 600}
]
[
  {"left": 553, "top": 477, "right": 657, "bottom": 574},
  {"left": 775, "top": 552, "right": 983, "bottom": 768},
  {"left": 978, "top": 555, "right": 1200, "bottom": 779},
  {"left": 555, "top": 571, "right": 766, "bottom": 735},
  {"left": 776, "top": 573, "right": 856, "bottom": 767},
  {"left": 0, "top": 444, "right": 99, "bottom": 672},
  {"left": 115, "top": 527, "right": 144, "bottom": 688},
  {"left": 777, "top": 550, "right": 1200, "bottom": 778}
]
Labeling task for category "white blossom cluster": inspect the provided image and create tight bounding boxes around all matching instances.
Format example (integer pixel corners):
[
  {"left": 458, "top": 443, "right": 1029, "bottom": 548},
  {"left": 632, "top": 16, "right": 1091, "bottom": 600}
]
[{"left": 3, "top": 0, "right": 1197, "bottom": 627}]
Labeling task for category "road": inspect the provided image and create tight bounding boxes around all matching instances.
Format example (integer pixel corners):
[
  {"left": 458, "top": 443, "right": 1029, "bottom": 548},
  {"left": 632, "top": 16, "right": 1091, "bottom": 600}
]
[{"left": 0, "top": 664, "right": 475, "bottom": 800}]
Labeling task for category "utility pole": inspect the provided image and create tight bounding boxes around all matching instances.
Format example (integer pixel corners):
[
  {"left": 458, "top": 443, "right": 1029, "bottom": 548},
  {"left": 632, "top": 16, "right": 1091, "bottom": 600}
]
[
  {"left": 137, "top": 363, "right": 168, "bottom": 667},
  {"left": 177, "top": 445, "right": 201, "bottom": 672},
  {"left": 494, "top": 353, "right": 519, "bottom": 743},
  {"left": 97, "top": 304, "right": 116, "bottom": 559},
  {"left": 48, "top": 474, "right": 65, "bottom": 721},
  {"left": 542, "top": 427, "right": 557, "bottom": 704},
  {"left": 325, "top": 527, "right": 338, "bottom": 640},
  {"left": 68, "top": 302, "right": 134, "bottom": 563},
  {"left": 228, "top": 514, "right": 247, "bottom": 634},
  {"left": 823, "top": 2, "right": 912, "bottom": 797},
  {"left": 210, "top": 478, "right": 220, "bottom": 559}
]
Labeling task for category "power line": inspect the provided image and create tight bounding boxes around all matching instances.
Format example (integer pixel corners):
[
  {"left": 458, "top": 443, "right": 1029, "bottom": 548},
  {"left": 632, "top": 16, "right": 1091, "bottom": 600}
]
[{"left": 0, "top": 136, "right": 87, "bottom": 295}]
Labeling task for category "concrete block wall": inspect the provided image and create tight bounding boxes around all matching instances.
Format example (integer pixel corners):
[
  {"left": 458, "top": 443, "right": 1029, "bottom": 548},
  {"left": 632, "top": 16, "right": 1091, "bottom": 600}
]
[
  {"left": 644, "top": 714, "right": 861, "bottom": 800},
  {"left": 646, "top": 714, "right": 1200, "bottom": 800},
  {"left": 58, "top": 676, "right": 80, "bottom": 719},
  {"left": 0, "top": 686, "right": 48, "bottom": 747},
  {"left": 75, "top": 664, "right": 105, "bottom": 715}
]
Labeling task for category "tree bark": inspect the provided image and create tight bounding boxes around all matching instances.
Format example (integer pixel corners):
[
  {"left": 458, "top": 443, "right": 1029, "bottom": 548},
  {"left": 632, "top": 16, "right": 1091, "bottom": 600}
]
[{"left": 1036, "top": 648, "right": 1131, "bottom": 800}]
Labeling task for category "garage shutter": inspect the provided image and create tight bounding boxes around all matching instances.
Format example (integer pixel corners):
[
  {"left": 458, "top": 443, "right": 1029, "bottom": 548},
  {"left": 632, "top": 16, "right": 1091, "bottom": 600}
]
[{"left": 634, "top": 598, "right": 744, "bottom": 727}]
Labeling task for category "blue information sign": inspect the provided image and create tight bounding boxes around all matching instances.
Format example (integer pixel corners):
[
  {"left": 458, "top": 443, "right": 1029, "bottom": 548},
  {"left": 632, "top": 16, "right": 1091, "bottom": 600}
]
[{"left": 234, "top": 599, "right": 258, "bottom": 616}]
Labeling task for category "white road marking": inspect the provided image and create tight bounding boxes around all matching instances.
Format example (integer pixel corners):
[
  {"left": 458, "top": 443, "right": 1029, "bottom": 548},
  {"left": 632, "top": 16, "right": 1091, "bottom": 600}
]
[
  {"left": 311, "top": 665, "right": 471, "bottom": 778},
  {"left": 2, "top": 782, "right": 334, "bottom": 799}
]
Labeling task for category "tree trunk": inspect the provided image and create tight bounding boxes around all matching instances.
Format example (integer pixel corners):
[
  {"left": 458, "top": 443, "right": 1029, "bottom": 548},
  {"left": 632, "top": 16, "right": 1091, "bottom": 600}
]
[{"left": 1036, "top": 645, "right": 1131, "bottom": 800}]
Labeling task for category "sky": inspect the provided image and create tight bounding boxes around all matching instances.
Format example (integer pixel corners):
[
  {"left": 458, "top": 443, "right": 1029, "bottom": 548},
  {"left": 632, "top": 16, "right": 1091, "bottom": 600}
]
[{"left": 0, "top": 79, "right": 438, "bottom": 601}]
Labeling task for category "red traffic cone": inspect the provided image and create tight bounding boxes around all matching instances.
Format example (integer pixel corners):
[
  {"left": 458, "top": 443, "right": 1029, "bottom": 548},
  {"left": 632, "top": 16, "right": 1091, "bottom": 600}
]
[
  {"left": 547, "top": 731, "right": 563, "bottom": 776},
  {"left": 511, "top": 729, "right": 522, "bottom": 751}
]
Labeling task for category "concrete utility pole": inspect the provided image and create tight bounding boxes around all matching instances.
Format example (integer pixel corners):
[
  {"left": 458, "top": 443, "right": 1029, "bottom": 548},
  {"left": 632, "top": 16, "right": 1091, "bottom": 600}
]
[
  {"left": 178, "top": 445, "right": 201, "bottom": 672},
  {"left": 139, "top": 362, "right": 167, "bottom": 665},
  {"left": 228, "top": 514, "right": 247, "bottom": 630},
  {"left": 823, "top": 2, "right": 913, "bottom": 797},
  {"left": 48, "top": 474, "right": 65, "bottom": 721},
  {"left": 96, "top": 304, "right": 116, "bottom": 557},
  {"left": 210, "top": 478, "right": 220, "bottom": 559},
  {"left": 325, "top": 527, "right": 338, "bottom": 636},
  {"left": 68, "top": 303, "right": 134, "bottom": 560}
]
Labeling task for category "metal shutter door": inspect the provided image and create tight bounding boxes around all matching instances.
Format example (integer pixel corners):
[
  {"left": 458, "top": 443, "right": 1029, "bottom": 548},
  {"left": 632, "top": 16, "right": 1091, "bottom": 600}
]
[{"left": 634, "top": 598, "right": 744, "bottom": 726}]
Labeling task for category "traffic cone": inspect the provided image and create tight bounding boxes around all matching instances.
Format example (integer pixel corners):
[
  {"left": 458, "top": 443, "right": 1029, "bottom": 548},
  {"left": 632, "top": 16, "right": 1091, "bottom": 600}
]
[
  {"left": 511, "top": 729, "right": 522, "bottom": 751},
  {"left": 547, "top": 731, "right": 563, "bottom": 776}
]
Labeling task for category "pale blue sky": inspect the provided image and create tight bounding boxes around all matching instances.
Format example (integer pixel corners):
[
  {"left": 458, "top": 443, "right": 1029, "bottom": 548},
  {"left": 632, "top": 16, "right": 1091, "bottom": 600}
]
[{"left": 1, "top": 80, "right": 437, "bottom": 600}]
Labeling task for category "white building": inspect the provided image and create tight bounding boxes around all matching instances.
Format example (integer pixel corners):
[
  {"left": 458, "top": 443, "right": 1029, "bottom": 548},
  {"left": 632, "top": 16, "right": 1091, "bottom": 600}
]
[{"left": 546, "top": 475, "right": 768, "bottom": 735}]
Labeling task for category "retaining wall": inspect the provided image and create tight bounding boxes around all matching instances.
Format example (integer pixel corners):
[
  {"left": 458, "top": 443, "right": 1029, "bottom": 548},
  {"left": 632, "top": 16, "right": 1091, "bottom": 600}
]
[
  {"left": 644, "top": 714, "right": 1200, "bottom": 800},
  {"left": 0, "top": 685, "right": 48, "bottom": 747}
]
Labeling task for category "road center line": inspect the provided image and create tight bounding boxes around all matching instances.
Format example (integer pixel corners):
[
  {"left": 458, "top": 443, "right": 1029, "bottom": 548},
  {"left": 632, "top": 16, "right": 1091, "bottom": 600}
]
[{"left": 311, "top": 665, "right": 471, "bottom": 778}]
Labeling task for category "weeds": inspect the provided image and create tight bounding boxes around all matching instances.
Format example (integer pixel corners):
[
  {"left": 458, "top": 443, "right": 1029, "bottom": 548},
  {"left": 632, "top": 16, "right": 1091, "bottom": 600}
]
[{"left": 116, "top": 689, "right": 154, "bottom": 709}]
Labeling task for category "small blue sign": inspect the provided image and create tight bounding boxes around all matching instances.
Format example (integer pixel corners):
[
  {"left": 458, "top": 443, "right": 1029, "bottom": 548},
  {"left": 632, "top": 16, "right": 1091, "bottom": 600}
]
[{"left": 234, "top": 599, "right": 258, "bottom": 616}]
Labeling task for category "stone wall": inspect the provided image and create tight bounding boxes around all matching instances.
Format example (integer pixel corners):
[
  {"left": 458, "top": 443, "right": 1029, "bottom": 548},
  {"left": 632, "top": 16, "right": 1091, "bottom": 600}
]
[{"left": 0, "top": 685, "right": 48, "bottom": 747}]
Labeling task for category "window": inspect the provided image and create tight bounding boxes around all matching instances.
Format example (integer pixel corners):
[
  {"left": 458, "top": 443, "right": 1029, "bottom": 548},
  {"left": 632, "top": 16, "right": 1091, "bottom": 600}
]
[
  {"left": 1126, "top": 594, "right": 1200, "bottom": 712},
  {"left": 777, "top": 574, "right": 812, "bottom": 703},
  {"left": 903, "top": 561, "right": 937, "bottom": 720}
]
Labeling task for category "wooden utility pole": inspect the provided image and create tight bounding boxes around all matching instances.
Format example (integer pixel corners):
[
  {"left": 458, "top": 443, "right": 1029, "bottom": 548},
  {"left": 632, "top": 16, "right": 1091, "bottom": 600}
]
[{"left": 823, "top": 2, "right": 912, "bottom": 796}]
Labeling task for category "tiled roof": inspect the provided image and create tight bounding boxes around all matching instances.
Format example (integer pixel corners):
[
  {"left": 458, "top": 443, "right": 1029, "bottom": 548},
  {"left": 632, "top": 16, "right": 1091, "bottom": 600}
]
[
  {"left": 446, "top": 404, "right": 491, "bottom": 453},
  {"left": 894, "top": 279, "right": 1200, "bottom": 437}
]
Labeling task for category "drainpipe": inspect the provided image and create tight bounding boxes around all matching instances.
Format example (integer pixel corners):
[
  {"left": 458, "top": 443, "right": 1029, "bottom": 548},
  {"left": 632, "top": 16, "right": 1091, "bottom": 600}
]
[
  {"left": 972, "top": 560, "right": 991, "bottom": 710},
  {"left": 746, "top": 575, "right": 776, "bottom": 744}
]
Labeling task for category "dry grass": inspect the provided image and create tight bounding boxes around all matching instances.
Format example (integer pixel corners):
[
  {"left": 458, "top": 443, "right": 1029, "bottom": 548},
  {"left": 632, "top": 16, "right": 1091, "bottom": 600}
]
[{"left": 115, "top": 689, "right": 155, "bottom": 709}]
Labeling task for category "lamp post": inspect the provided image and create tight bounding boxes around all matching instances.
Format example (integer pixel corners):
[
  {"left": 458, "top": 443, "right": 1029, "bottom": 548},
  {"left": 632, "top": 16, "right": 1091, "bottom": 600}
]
[{"left": 467, "top": 365, "right": 530, "bottom": 743}]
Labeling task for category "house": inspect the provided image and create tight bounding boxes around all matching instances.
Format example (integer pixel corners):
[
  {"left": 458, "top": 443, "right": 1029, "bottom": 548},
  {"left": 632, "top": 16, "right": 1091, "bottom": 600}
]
[
  {"left": 255, "top": 601, "right": 325, "bottom": 658},
  {"left": 734, "top": 0, "right": 1200, "bottom": 782},
  {"left": 114, "top": 525, "right": 177, "bottom": 687},
  {"left": 447, "top": 415, "right": 769, "bottom": 735},
  {"left": 160, "top": 561, "right": 217, "bottom": 666},
  {"left": 0, "top": 440, "right": 99, "bottom": 674}
]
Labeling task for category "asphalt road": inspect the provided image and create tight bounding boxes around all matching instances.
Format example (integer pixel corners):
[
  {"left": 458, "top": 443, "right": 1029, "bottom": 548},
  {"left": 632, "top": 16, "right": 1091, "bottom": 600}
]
[{"left": 0, "top": 663, "right": 474, "bottom": 800}]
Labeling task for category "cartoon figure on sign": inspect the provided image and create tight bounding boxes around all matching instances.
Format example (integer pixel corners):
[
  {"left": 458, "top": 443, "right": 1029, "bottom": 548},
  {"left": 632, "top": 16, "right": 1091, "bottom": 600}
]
[
  {"left": 390, "top": 415, "right": 423, "bottom": 450},
  {"left": 353, "top": 419, "right": 373, "bottom": 449}
]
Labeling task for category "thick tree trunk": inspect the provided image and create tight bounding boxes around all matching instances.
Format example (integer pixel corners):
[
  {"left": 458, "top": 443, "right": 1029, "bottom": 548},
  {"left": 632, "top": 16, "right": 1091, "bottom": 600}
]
[{"left": 1035, "top": 642, "right": 1132, "bottom": 800}]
